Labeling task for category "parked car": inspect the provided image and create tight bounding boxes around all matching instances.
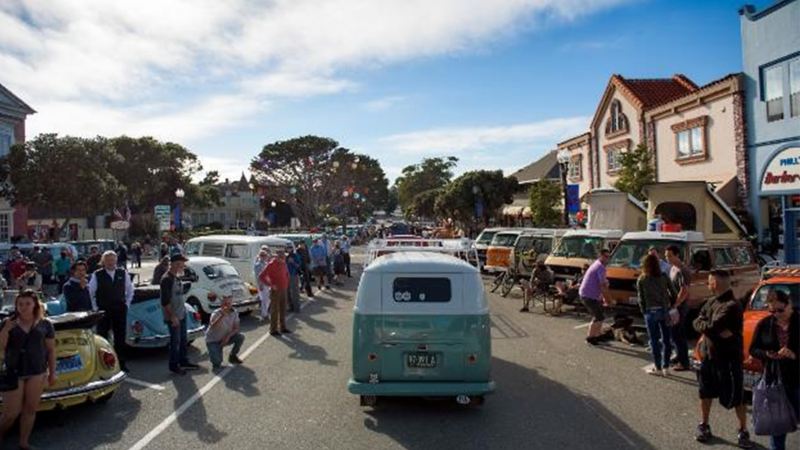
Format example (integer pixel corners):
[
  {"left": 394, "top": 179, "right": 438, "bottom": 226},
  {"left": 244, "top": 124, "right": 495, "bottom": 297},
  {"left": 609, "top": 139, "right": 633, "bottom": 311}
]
[
  {"left": 0, "top": 242, "right": 80, "bottom": 266},
  {"left": 183, "top": 235, "right": 294, "bottom": 286},
  {"left": 472, "top": 228, "right": 507, "bottom": 272},
  {"left": 70, "top": 239, "right": 116, "bottom": 259},
  {"left": 182, "top": 257, "right": 260, "bottom": 323},
  {"left": 544, "top": 229, "right": 622, "bottom": 283},
  {"left": 740, "top": 266, "right": 800, "bottom": 389},
  {"left": 348, "top": 251, "right": 494, "bottom": 407},
  {"left": 0, "top": 293, "right": 126, "bottom": 411}
]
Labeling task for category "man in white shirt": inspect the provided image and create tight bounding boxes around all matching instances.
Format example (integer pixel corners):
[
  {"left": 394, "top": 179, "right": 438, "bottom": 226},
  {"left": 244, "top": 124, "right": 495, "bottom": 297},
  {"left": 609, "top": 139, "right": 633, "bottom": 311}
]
[
  {"left": 88, "top": 251, "right": 134, "bottom": 371},
  {"left": 205, "top": 295, "right": 245, "bottom": 370}
]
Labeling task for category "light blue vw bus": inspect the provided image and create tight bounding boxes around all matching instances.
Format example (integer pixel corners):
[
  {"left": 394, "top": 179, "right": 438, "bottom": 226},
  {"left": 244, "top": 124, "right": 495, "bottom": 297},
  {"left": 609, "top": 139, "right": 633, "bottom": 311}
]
[{"left": 348, "top": 251, "right": 494, "bottom": 407}]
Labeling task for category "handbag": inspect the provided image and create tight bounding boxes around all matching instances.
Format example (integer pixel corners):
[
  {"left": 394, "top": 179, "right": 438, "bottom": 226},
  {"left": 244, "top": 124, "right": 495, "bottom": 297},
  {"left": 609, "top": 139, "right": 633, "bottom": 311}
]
[{"left": 752, "top": 360, "right": 799, "bottom": 436}]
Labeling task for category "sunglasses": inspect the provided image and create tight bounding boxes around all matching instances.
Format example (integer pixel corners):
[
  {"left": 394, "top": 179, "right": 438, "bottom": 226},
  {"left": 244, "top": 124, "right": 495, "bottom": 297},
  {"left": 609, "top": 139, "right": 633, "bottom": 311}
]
[{"left": 769, "top": 307, "right": 786, "bottom": 314}]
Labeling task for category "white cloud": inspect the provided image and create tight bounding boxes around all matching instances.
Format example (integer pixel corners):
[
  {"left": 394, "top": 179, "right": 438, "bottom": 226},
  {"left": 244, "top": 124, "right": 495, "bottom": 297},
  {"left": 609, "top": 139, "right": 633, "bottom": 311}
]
[
  {"left": 379, "top": 117, "right": 589, "bottom": 155},
  {"left": 362, "top": 96, "right": 406, "bottom": 112},
  {"left": 1, "top": 0, "right": 629, "bottom": 144},
  {"left": 197, "top": 155, "right": 252, "bottom": 184}
]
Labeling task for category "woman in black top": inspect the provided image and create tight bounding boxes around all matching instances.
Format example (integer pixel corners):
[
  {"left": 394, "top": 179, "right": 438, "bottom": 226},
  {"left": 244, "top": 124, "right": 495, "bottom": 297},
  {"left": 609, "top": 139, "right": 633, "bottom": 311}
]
[
  {"left": 749, "top": 290, "right": 799, "bottom": 450},
  {"left": 0, "top": 290, "right": 56, "bottom": 449}
]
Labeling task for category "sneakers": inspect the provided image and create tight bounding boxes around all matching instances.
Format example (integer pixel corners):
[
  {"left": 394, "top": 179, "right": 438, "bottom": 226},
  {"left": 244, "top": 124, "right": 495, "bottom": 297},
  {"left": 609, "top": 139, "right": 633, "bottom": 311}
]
[
  {"left": 736, "top": 429, "right": 753, "bottom": 449},
  {"left": 695, "top": 423, "right": 712, "bottom": 443},
  {"left": 646, "top": 367, "right": 662, "bottom": 376},
  {"left": 180, "top": 362, "right": 200, "bottom": 370},
  {"left": 519, "top": 307, "right": 530, "bottom": 312},
  {"left": 228, "top": 355, "right": 243, "bottom": 365},
  {"left": 661, "top": 367, "right": 669, "bottom": 377},
  {"left": 585, "top": 337, "right": 600, "bottom": 346}
]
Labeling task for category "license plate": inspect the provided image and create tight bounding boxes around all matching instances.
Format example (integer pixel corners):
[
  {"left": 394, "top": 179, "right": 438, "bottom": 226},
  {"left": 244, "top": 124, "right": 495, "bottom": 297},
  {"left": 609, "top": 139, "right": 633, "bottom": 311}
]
[
  {"left": 406, "top": 352, "right": 438, "bottom": 368},
  {"left": 628, "top": 296, "right": 639, "bottom": 305},
  {"left": 56, "top": 354, "right": 83, "bottom": 374}
]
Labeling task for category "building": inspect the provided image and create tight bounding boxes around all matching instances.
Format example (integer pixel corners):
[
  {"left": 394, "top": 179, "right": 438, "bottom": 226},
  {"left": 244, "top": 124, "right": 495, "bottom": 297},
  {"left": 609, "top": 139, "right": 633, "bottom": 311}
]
[
  {"left": 189, "top": 174, "right": 264, "bottom": 230},
  {"left": 0, "top": 82, "right": 35, "bottom": 242},
  {"left": 740, "top": 0, "right": 800, "bottom": 263},
  {"left": 558, "top": 72, "right": 749, "bottom": 216},
  {"left": 505, "top": 150, "right": 560, "bottom": 225}
]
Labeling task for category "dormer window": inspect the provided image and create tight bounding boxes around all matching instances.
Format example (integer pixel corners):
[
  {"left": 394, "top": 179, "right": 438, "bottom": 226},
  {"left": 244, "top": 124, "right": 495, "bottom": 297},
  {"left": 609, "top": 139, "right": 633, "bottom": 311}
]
[{"left": 605, "top": 100, "right": 629, "bottom": 136}]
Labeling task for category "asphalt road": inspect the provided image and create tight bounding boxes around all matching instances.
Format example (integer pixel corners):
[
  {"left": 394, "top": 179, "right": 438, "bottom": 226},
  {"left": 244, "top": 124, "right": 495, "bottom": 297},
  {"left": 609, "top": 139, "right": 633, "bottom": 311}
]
[{"left": 4, "top": 249, "right": 796, "bottom": 449}]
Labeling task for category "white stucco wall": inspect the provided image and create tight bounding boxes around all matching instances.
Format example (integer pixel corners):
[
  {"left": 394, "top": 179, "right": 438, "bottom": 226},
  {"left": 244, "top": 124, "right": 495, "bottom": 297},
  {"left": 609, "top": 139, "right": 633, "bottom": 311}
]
[
  {"left": 595, "top": 90, "right": 641, "bottom": 188},
  {"left": 653, "top": 95, "right": 738, "bottom": 185}
]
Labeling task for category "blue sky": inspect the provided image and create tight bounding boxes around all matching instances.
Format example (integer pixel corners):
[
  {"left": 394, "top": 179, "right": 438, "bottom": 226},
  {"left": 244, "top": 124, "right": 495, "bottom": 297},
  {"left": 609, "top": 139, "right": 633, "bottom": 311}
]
[{"left": 0, "top": 0, "right": 771, "bottom": 184}]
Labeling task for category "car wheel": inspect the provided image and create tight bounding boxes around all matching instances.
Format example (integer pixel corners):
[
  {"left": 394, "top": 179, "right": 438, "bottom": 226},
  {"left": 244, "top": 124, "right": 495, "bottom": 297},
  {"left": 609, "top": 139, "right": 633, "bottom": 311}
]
[{"left": 500, "top": 274, "right": 515, "bottom": 297}]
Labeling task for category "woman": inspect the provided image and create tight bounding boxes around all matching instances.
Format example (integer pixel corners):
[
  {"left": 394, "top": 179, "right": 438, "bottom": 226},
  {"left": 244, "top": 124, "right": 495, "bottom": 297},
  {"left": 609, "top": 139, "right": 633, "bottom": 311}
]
[
  {"left": 0, "top": 290, "right": 56, "bottom": 449},
  {"left": 332, "top": 242, "right": 345, "bottom": 285},
  {"left": 54, "top": 250, "right": 72, "bottom": 294},
  {"left": 636, "top": 254, "right": 676, "bottom": 376},
  {"left": 16, "top": 262, "right": 42, "bottom": 292},
  {"left": 749, "top": 290, "right": 799, "bottom": 450}
]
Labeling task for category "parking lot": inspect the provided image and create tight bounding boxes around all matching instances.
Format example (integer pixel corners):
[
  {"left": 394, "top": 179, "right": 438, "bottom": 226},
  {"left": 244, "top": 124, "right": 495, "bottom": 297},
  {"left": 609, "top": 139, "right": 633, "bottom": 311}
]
[{"left": 5, "top": 249, "right": 795, "bottom": 450}]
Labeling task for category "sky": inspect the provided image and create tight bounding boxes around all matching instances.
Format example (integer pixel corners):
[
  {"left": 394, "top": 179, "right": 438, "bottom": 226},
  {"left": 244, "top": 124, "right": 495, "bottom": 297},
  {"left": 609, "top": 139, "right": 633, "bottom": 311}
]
[{"left": 0, "top": 0, "right": 772, "bottom": 185}]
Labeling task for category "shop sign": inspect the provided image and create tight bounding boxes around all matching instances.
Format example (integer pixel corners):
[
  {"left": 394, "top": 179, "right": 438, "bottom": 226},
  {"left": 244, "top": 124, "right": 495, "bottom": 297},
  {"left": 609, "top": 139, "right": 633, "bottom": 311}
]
[{"left": 761, "top": 147, "right": 800, "bottom": 193}]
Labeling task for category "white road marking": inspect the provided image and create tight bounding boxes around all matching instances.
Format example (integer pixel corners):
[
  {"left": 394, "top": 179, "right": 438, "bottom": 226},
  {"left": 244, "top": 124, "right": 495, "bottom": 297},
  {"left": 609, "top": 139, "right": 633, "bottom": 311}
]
[
  {"left": 125, "top": 378, "right": 165, "bottom": 391},
  {"left": 574, "top": 319, "right": 612, "bottom": 330},
  {"left": 127, "top": 295, "right": 318, "bottom": 450}
]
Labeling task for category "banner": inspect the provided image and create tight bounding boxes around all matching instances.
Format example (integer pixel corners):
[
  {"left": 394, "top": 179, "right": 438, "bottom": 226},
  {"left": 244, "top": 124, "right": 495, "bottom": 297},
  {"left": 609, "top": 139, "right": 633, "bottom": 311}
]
[{"left": 567, "top": 184, "right": 581, "bottom": 214}]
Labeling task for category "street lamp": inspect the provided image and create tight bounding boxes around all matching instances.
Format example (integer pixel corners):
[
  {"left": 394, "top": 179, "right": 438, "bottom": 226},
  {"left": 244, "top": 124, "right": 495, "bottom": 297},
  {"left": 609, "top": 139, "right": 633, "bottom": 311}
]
[
  {"left": 175, "top": 188, "right": 185, "bottom": 232},
  {"left": 556, "top": 149, "right": 572, "bottom": 227}
]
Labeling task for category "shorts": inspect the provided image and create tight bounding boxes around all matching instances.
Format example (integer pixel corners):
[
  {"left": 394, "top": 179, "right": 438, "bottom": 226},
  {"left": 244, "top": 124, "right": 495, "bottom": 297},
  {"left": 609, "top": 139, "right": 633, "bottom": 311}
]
[
  {"left": 581, "top": 297, "right": 605, "bottom": 322},
  {"left": 313, "top": 267, "right": 327, "bottom": 277},
  {"left": 697, "top": 358, "right": 744, "bottom": 409}
]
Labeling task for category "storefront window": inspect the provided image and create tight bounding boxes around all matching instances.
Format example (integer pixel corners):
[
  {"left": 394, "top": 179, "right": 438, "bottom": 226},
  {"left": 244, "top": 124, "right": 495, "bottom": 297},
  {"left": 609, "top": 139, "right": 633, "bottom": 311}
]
[{"left": 791, "top": 58, "right": 800, "bottom": 117}]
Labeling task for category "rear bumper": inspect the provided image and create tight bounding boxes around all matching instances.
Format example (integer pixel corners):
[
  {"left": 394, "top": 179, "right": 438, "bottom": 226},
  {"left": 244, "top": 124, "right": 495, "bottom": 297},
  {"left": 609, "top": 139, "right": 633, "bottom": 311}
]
[
  {"left": 234, "top": 298, "right": 260, "bottom": 313},
  {"left": 35, "top": 371, "right": 126, "bottom": 411},
  {"left": 127, "top": 325, "right": 206, "bottom": 348},
  {"left": 348, "top": 379, "right": 495, "bottom": 396}
]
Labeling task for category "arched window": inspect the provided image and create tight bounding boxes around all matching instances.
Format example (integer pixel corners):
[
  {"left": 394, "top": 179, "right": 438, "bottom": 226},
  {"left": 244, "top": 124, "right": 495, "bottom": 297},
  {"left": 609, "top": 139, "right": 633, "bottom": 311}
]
[{"left": 605, "top": 100, "right": 629, "bottom": 135}]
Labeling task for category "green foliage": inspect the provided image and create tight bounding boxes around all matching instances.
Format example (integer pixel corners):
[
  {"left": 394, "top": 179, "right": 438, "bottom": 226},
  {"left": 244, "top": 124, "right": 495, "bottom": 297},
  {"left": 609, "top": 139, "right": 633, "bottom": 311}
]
[
  {"left": 395, "top": 157, "right": 458, "bottom": 214},
  {"left": 250, "top": 135, "right": 390, "bottom": 226},
  {"left": 435, "top": 170, "right": 518, "bottom": 224},
  {"left": 407, "top": 188, "right": 443, "bottom": 219},
  {"left": 385, "top": 186, "right": 399, "bottom": 214},
  {"left": 528, "top": 180, "right": 563, "bottom": 227},
  {"left": 614, "top": 142, "right": 655, "bottom": 201}
]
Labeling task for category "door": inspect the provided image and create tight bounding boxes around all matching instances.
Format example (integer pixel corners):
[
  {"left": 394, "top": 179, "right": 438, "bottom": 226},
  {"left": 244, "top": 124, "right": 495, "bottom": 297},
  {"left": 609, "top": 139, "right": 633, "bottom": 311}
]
[{"left": 786, "top": 209, "right": 800, "bottom": 264}]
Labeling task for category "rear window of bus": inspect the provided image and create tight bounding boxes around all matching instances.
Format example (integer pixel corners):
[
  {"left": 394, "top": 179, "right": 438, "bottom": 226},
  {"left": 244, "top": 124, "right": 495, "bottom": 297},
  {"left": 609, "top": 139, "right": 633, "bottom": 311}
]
[{"left": 392, "top": 278, "right": 451, "bottom": 303}]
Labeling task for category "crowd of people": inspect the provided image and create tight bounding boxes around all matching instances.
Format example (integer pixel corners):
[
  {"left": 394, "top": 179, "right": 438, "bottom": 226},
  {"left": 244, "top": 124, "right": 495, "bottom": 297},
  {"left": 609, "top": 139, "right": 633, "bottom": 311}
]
[{"left": 574, "top": 245, "right": 798, "bottom": 450}]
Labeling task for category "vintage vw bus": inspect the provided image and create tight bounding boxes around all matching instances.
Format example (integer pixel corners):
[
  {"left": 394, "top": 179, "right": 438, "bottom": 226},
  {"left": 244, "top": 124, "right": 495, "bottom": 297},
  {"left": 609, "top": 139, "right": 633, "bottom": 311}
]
[
  {"left": 348, "top": 251, "right": 494, "bottom": 407},
  {"left": 484, "top": 229, "right": 523, "bottom": 274},
  {"left": 184, "top": 235, "right": 294, "bottom": 285},
  {"left": 473, "top": 227, "right": 507, "bottom": 271}
]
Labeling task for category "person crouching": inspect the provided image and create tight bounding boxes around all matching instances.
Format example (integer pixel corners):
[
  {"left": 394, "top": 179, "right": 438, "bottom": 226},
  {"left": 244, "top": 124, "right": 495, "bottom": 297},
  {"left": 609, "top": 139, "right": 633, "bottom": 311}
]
[{"left": 205, "top": 295, "right": 245, "bottom": 371}]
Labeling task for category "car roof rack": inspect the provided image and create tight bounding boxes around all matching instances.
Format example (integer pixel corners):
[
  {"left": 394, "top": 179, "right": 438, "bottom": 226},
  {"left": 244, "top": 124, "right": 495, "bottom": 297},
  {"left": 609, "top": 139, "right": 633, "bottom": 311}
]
[
  {"left": 762, "top": 262, "right": 800, "bottom": 280},
  {"left": 365, "top": 238, "right": 477, "bottom": 267}
]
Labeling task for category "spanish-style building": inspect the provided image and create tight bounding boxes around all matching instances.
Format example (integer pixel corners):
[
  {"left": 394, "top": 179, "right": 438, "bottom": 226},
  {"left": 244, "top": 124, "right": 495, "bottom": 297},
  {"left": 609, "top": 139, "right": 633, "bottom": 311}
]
[
  {"left": 740, "top": 0, "right": 800, "bottom": 263},
  {"left": 558, "top": 72, "right": 749, "bottom": 215},
  {"left": 189, "top": 174, "right": 264, "bottom": 230},
  {"left": 0, "top": 82, "right": 35, "bottom": 242}
]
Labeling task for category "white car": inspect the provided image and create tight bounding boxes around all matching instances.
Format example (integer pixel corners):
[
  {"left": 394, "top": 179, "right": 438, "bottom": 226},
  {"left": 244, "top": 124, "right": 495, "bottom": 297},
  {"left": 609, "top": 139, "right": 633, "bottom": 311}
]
[{"left": 182, "top": 257, "right": 260, "bottom": 323}]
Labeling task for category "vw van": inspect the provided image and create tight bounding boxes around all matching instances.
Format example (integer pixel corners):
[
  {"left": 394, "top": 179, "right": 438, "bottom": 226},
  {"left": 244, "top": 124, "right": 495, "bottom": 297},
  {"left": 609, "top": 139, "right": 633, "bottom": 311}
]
[
  {"left": 348, "top": 252, "right": 494, "bottom": 407},
  {"left": 473, "top": 228, "right": 506, "bottom": 272},
  {"left": 545, "top": 229, "right": 623, "bottom": 282},
  {"left": 484, "top": 229, "right": 523, "bottom": 274},
  {"left": 184, "top": 235, "right": 294, "bottom": 285},
  {"left": 499, "top": 228, "right": 564, "bottom": 297}
]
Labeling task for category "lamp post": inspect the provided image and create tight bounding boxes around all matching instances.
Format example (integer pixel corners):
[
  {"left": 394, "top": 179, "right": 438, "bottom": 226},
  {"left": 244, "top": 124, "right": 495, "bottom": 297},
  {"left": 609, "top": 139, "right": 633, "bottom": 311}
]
[
  {"left": 175, "top": 188, "right": 185, "bottom": 233},
  {"left": 556, "top": 149, "right": 571, "bottom": 227},
  {"left": 472, "top": 185, "right": 482, "bottom": 236}
]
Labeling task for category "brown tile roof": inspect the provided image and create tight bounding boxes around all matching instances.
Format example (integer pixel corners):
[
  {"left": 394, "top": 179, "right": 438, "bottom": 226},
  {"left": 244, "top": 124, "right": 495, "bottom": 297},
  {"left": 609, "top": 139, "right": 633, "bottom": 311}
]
[
  {"left": 509, "top": 150, "right": 560, "bottom": 184},
  {"left": 613, "top": 74, "right": 698, "bottom": 109}
]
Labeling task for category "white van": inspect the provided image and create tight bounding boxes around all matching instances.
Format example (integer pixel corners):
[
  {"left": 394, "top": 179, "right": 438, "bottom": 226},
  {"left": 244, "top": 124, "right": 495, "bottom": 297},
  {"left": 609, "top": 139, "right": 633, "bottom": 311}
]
[{"left": 184, "top": 235, "right": 294, "bottom": 285}]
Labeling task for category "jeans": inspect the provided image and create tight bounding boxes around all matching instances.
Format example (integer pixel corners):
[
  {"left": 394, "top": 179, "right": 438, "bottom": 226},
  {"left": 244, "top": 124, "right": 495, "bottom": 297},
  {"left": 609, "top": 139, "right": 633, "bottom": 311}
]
[
  {"left": 343, "top": 252, "right": 351, "bottom": 277},
  {"left": 770, "top": 385, "right": 800, "bottom": 450},
  {"left": 206, "top": 333, "right": 245, "bottom": 368},
  {"left": 644, "top": 307, "right": 672, "bottom": 370},
  {"left": 168, "top": 318, "right": 188, "bottom": 370},
  {"left": 288, "top": 274, "right": 300, "bottom": 312},
  {"left": 671, "top": 303, "right": 690, "bottom": 368}
]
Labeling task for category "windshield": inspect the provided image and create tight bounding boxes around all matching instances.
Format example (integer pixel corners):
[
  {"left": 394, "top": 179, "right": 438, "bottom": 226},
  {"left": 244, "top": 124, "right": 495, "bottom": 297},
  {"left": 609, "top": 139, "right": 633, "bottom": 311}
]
[
  {"left": 475, "top": 231, "right": 497, "bottom": 245},
  {"left": 552, "top": 236, "right": 603, "bottom": 259},
  {"left": 750, "top": 284, "right": 800, "bottom": 311},
  {"left": 203, "top": 264, "right": 241, "bottom": 280},
  {"left": 608, "top": 240, "right": 685, "bottom": 268},
  {"left": 490, "top": 233, "right": 518, "bottom": 247}
]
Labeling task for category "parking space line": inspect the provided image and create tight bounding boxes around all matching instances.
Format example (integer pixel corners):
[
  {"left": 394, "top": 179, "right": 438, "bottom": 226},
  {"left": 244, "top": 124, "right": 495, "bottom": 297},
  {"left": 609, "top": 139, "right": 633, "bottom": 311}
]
[
  {"left": 125, "top": 378, "right": 166, "bottom": 391},
  {"left": 573, "top": 319, "right": 611, "bottom": 330},
  {"left": 127, "top": 295, "right": 318, "bottom": 450}
]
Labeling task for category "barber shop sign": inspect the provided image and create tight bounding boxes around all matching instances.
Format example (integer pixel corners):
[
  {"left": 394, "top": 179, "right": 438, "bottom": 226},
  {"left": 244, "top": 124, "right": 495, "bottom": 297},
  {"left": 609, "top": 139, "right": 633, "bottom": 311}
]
[{"left": 761, "top": 146, "right": 800, "bottom": 193}]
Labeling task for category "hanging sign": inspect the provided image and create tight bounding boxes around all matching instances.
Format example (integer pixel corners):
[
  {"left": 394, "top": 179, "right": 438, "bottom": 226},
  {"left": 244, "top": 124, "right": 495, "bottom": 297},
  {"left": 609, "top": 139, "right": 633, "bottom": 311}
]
[{"left": 761, "top": 147, "right": 800, "bottom": 193}]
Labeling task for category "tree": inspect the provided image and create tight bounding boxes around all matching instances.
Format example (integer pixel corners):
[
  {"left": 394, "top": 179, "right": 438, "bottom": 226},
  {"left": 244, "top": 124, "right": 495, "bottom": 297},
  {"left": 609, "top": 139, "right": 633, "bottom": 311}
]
[
  {"left": 0, "top": 134, "right": 124, "bottom": 236},
  {"left": 250, "top": 135, "right": 389, "bottom": 226},
  {"left": 407, "top": 188, "right": 443, "bottom": 220},
  {"left": 528, "top": 180, "right": 563, "bottom": 227},
  {"left": 384, "top": 186, "right": 399, "bottom": 215},
  {"left": 614, "top": 142, "right": 656, "bottom": 201},
  {"left": 395, "top": 157, "right": 458, "bottom": 214},
  {"left": 435, "top": 170, "right": 518, "bottom": 225},
  {"left": 184, "top": 170, "right": 223, "bottom": 210}
]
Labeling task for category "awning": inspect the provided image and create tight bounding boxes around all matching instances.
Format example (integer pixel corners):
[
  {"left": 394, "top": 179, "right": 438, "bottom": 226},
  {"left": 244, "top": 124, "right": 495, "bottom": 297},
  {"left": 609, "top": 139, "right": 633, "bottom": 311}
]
[
  {"left": 502, "top": 206, "right": 524, "bottom": 216},
  {"left": 522, "top": 207, "right": 532, "bottom": 218}
]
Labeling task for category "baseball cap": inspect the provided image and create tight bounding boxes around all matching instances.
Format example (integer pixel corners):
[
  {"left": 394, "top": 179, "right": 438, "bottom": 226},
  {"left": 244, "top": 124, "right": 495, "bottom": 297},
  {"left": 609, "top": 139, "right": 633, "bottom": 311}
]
[{"left": 170, "top": 254, "right": 189, "bottom": 263}]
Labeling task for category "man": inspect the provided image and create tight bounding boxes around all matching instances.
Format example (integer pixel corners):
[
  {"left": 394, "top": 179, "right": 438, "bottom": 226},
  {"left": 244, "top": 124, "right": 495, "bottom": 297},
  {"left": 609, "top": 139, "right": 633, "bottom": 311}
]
[
  {"left": 8, "top": 253, "right": 26, "bottom": 289},
  {"left": 296, "top": 242, "right": 313, "bottom": 297},
  {"left": 151, "top": 256, "right": 170, "bottom": 285},
  {"left": 666, "top": 245, "right": 691, "bottom": 371},
  {"left": 259, "top": 248, "right": 291, "bottom": 336},
  {"left": 205, "top": 295, "right": 245, "bottom": 371},
  {"left": 254, "top": 248, "right": 271, "bottom": 320},
  {"left": 31, "top": 247, "right": 51, "bottom": 286},
  {"left": 309, "top": 239, "right": 329, "bottom": 290},
  {"left": 160, "top": 254, "right": 200, "bottom": 375},
  {"left": 341, "top": 236, "right": 352, "bottom": 278},
  {"left": 17, "top": 261, "right": 42, "bottom": 291},
  {"left": 648, "top": 246, "right": 671, "bottom": 275},
  {"left": 521, "top": 260, "right": 553, "bottom": 313},
  {"left": 85, "top": 246, "right": 101, "bottom": 273},
  {"left": 321, "top": 234, "right": 334, "bottom": 285},
  {"left": 63, "top": 260, "right": 92, "bottom": 312},
  {"left": 578, "top": 249, "right": 613, "bottom": 345},
  {"left": 285, "top": 245, "right": 301, "bottom": 313},
  {"left": 692, "top": 270, "right": 752, "bottom": 448},
  {"left": 115, "top": 241, "right": 128, "bottom": 269},
  {"left": 89, "top": 251, "right": 133, "bottom": 371}
]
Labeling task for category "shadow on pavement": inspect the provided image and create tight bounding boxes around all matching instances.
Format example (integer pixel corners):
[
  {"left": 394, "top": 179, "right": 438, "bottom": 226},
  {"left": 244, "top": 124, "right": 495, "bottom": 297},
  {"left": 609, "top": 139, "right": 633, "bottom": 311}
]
[
  {"left": 277, "top": 334, "right": 339, "bottom": 367},
  {"left": 223, "top": 365, "right": 261, "bottom": 397},
  {"left": 361, "top": 357, "right": 656, "bottom": 450},
  {"left": 174, "top": 374, "right": 227, "bottom": 444},
  {"left": 292, "top": 296, "right": 338, "bottom": 334}
]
